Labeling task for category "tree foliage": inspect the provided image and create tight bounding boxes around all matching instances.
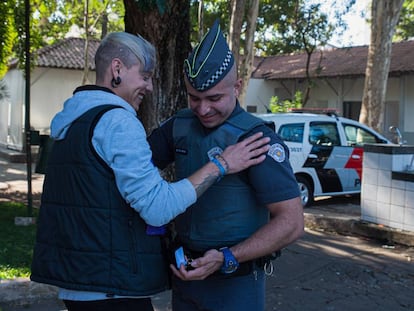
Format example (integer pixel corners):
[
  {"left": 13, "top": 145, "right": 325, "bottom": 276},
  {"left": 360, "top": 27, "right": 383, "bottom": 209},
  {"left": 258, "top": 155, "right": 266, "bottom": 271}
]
[
  {"left": 0, "top": 0, "right": 357, "bottom": 113},
  {"left": 292, "top": 2, "right": 332, "bottom": 106},
  {"left": 394, "top": 0, "right": 414, "bottom": 41},
  {"left": 0, "top": 0, "right": 124, "bottom": 78},
  {"left": 269, "top": 91, "right": 302, "bottom": 113},
  {"left": 188, "top": 0, "right": 351, "bottom": 108},
  {"left": 0, "top": 0, "right": 355, "bottom": 78},
  {"left": 0, "top": 1, "right": 16, "bottom": 77},
  {"left": 254, "top": 0, "right": 352, "bottom": 55},
  {"left": 186, "top": 0, "right": 352, "bottom": 56}
]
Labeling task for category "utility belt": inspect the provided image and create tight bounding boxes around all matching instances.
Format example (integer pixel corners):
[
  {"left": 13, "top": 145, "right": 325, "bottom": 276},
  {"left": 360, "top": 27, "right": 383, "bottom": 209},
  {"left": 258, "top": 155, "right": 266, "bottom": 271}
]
[{"left": 183, "top": 248, "right": 282, "bottom": 279}]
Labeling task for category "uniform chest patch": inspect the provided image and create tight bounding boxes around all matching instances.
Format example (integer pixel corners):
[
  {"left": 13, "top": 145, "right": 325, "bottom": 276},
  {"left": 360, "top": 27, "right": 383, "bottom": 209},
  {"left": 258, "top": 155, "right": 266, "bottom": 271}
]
[{"left": 268, "top": 143, "right": 286, "bottom": 163}]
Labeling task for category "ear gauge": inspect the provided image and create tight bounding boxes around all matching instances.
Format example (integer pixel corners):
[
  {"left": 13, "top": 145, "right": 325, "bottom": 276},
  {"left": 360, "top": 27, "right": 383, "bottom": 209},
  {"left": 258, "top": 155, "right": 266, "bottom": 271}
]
[{"left": 111, "top": 76, "right": 122, "bottom": 88}]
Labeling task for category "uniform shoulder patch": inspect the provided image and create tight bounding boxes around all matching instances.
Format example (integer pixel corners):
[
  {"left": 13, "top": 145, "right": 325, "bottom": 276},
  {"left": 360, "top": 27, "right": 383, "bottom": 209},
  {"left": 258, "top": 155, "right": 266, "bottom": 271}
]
[
  {"left": 207, "top": 146, "right": 224, "bottom": 160},
  {"left": 268, "top": 143, "right": 286, "bottom": 163}
]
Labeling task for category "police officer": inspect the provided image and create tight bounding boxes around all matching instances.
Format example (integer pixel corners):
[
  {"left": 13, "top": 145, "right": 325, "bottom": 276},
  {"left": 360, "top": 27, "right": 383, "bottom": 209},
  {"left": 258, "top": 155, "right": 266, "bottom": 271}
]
[{"left": 148, "top": 20, "right": 304, "bottom": 311}]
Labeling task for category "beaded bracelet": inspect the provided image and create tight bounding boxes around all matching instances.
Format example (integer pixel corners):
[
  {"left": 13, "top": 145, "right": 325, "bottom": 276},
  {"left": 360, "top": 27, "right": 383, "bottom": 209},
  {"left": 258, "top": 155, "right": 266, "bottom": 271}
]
[{"left": 215, "top": 154, "right": 229, "bottom": 172}]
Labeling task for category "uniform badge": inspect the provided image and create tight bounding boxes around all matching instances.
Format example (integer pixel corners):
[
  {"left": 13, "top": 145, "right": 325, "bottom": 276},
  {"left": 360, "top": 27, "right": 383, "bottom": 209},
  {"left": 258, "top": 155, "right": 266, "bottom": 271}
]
[{"left": 268, "top": 143, "right": 286, "bottom": 163}]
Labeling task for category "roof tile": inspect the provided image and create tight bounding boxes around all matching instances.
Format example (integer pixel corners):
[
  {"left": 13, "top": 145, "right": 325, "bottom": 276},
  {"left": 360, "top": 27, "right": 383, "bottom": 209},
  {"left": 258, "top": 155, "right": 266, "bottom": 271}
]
[
  {"left": 33, "top": 38, "right": 414, "bottom": 80},
  {"left": 35, "top": 37, "right": 100, "bottom": 70},
  {"left": 252, "top": 40, "right": 414, "bottom": 80}
]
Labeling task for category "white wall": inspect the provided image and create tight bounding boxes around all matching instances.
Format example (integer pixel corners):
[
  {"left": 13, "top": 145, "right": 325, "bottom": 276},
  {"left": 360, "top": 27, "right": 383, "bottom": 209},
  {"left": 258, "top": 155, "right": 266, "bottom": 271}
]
[
  {"left": 31, "top": 68, "right": 96, "bottom": 134},
  {"left": 0, "top": 82, "right": 10, "bottom": 147},
  {"left": 403, "top": 76, "right": 414, "bottom": 132},
  {"left": 244, "top": 78, "right": 275, "bottom": 113},
  {"left": 247, "top": 76, "right": 407, "bottom": 112},
  {"left": 1, "top": 67, "right": 95, "bottom": 150},
  {"left": 2, "top": 69, "right": 25, "bottom": 150}
]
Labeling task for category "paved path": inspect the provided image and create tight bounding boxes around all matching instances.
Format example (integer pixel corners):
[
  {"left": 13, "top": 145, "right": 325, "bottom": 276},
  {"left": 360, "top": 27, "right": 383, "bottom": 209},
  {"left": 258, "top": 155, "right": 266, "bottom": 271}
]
[
  {"left": 1, "top": 229, "right": 413, "bottom": 311},
  {"left": 0, "top": 159, "right": 44, "bottom": 206}
]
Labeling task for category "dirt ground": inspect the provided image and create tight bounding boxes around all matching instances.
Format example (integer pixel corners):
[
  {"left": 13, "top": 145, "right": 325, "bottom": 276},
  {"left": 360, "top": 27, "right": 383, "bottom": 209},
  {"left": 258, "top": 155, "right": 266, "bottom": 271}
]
[{"left": 0, "top": 160, "right": 43, "bottom": 207}]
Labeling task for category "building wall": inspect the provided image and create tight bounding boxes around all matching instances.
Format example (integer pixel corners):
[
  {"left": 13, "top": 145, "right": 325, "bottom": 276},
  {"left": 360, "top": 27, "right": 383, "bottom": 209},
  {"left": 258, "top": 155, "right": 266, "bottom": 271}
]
[
  {"left": 31, "top": 67, "right": 96, "bottom": 134},
  {"left": 2, "top": 69, "right": 25, "bottom": 150},
  {"left": 403, "top": 76, "right": 414, "bottom": 144},
  {"left": 245, "top": 75, "right": 414, "bottom": 144},
  {"left": 244, "top": 78, "right": 276, "bottom": 113},
  {"left": 3, "top": 67, "right": 414, "bottom": 150},
  {"left": 1, "top": 67, "right": 95, "bottom": 151}
]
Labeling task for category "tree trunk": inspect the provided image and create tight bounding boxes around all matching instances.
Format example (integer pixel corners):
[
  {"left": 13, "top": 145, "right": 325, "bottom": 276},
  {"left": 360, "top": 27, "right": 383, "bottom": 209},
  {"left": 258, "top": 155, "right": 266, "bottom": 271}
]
[
  {"left": 123, "top": 0, "right": 191, "bottom": 133},
  {"left": 238, "top": 0, "right": 259, "bottom": 109},
  {"left": 81, "top": 0, "right": 90, "bottom": 85},
  {"left": 198, "top": 0, "right": 204, "bottom": 40},
  {"left": 359, "top": 0, "right": 404, "bottom": 134},
  {"left": 229, "top": 0, "right": 245, "bottom": 68},
  {"left": 101, "top": 11, "right": 108, "bottom": 39}
]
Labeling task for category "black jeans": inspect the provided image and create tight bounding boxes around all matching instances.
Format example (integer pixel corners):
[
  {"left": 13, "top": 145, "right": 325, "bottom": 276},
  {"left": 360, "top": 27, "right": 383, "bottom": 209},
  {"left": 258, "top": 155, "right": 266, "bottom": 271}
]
[{"left": 63, "top": 298, "right": 154, "bottom": 311}]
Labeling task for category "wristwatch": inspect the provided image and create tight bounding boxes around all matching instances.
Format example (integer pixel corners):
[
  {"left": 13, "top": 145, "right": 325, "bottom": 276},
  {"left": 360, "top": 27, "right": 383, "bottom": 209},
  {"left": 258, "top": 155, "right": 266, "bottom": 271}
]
[{"left": 219, "top": 247, "right": 239, "bottom": 274}]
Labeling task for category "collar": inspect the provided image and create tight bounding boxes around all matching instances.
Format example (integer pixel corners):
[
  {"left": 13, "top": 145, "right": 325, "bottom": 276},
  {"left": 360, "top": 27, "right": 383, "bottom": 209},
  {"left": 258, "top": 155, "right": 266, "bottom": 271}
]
[{"left": 73, "top": 85, "right": 115, "bottom": 95}]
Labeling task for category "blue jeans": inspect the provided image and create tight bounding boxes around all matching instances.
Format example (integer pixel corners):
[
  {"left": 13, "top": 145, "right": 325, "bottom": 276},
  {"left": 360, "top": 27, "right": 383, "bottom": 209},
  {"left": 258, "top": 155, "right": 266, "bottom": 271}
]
[{"left": 172, "top": 268, "right": 265, "bottom": 311}]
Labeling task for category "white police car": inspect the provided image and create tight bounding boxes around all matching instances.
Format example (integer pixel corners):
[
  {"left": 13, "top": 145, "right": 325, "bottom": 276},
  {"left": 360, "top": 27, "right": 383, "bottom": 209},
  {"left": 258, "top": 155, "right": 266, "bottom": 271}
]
[{"left": 256, "top": 112, "right": 391, "bottom": 207}]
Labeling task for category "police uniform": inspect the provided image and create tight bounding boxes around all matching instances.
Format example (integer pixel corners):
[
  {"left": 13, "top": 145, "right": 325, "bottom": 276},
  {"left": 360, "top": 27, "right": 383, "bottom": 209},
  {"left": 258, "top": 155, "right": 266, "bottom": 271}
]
[
  {"left": 148, "top": 19, "right": 300, "bottom": 311},
  {"left": 149, "top": 104, "right": 299, "bottom": 217}
]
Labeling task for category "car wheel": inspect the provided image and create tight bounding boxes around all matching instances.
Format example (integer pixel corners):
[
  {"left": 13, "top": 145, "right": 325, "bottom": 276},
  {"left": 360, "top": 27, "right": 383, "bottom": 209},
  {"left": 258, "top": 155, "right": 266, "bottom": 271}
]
[{"left": 296, "top": 176, "right": 314, "bottom": 207}]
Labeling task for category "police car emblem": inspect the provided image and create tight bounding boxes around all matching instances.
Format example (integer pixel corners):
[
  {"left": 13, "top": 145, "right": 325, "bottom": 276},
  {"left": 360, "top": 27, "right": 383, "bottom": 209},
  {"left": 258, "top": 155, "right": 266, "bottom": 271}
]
[
  {"left": 207, "top": 146, "right": 224, "bottom": 160},
  {"left": 268, "top": 143, "right": 285, "bottom": 163}
]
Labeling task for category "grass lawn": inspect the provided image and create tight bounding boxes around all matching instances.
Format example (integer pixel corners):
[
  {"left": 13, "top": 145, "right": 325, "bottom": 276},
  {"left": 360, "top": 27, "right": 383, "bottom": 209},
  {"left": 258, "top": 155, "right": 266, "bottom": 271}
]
[{"left": 0, "top": 201, "right": 38, "bottom": 280}]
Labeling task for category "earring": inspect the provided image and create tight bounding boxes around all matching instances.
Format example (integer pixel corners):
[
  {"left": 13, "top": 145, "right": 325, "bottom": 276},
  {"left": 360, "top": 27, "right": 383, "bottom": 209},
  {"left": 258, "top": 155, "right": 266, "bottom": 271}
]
[{"left": 111, "top": 76, "right": 122, "bottom": 88}]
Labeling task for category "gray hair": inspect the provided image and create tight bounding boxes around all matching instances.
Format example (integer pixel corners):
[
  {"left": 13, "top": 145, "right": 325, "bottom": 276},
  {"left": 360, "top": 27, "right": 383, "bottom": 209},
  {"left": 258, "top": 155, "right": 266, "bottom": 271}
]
[{"left": 95, "top": 32, "right": 156, "bottom": 78}]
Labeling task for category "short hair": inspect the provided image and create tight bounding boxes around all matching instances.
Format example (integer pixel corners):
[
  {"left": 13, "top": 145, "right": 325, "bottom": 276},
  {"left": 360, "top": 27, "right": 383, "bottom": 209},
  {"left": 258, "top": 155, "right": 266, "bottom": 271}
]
[{"left": 95, "top": 32, "right": 156, "bottom": 78}]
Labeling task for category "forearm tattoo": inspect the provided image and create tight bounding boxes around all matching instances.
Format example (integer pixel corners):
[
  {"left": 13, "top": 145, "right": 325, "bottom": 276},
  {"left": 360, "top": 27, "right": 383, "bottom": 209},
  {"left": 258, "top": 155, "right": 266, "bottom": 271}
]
[{"left": 194, "top": 172, "right": 218, "bottom": 197}]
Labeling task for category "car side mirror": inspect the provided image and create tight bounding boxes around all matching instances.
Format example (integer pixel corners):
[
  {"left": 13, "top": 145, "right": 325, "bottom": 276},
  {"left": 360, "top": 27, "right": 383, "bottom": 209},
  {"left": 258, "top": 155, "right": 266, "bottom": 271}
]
[{"left": 388, "top": 126, "right": 406, "bottom": 145}]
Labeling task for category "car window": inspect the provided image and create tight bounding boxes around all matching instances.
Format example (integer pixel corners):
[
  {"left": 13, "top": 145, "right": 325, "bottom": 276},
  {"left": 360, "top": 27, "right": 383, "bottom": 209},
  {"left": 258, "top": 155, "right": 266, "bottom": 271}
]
[
  {"left": 309, "top": 122, "right": 340, "bottom": 146},
  {"left": 277, "top": 123, "right": 304, "bottom": 143},
  {"left": 343, "top": 124, "right": 384, "bottom": 146}
]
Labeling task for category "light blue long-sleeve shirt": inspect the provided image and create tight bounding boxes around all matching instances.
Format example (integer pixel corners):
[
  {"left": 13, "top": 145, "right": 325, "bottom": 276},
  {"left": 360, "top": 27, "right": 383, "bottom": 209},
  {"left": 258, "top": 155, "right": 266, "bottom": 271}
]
[{"left": 51, "top": 88, "right": 196, "bottom": 227}]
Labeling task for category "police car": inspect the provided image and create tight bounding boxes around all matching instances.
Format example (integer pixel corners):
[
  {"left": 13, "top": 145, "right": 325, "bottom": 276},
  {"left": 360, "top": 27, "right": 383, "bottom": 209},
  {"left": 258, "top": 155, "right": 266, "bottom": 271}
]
[{"left": 256, "top": 112, "right": 391, "bottom": 207}]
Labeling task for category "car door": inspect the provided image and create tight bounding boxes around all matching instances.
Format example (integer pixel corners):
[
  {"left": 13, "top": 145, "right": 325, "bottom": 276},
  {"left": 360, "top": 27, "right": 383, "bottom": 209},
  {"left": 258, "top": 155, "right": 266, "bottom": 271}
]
[
  {"left": 340, "top": 122, "right": 390, "bottom": 189},
  {"left": 276, "top": 122, "right": 306, "bottom": 170},
  {"left": 303, "top": 121, "right": 358, "bottom": 193}
]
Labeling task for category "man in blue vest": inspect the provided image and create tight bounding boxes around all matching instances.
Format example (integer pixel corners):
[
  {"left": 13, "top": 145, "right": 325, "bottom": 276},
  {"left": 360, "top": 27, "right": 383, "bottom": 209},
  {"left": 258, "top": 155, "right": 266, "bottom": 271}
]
[
  {"left": 148, "top": 20, "right": 304, "bottom": 310},
  {"left": 30, "top": 31, "right": 271, "bottom": 311}
]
